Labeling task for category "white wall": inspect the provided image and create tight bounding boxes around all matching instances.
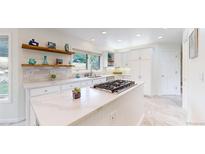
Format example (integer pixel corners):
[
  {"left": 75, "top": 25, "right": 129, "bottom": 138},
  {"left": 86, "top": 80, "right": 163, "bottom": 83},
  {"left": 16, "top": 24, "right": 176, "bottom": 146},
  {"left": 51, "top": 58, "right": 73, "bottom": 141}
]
[
  {"left": 183, "top": 28, "right": 205, "bottom": 123},
  {"left": 0, "top": 28, "right": 104, "bottom": 123}
]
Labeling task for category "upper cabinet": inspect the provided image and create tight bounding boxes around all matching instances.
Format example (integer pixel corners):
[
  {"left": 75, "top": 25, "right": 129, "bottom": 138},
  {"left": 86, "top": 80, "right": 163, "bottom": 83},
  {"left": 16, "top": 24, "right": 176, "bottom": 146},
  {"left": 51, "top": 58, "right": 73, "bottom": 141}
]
[
  {"left": 128, "top": 48, "right": 153, "bottom": 61},
  {"left": 114, "top": 52, "right": 128, "bottom": 67},
  {"left": 114, "top": 52, "right": 122, "bottom": 67}
]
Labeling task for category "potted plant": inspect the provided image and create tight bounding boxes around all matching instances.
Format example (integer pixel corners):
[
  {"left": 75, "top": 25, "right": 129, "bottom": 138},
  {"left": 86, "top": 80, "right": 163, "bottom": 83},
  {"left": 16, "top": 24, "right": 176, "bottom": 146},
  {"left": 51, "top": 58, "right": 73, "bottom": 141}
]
[{"left": 72, "top": 87, "right": 81, "bottom": 99}]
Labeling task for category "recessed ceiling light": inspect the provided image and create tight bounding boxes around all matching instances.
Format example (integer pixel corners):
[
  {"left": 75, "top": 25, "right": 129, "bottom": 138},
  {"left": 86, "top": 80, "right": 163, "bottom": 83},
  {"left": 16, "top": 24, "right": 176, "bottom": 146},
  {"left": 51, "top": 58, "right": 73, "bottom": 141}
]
[
  {"left": 117, "top": 40, "right": 122, "bottom": 42},
  {"left": 91, "top": 38, "right": 95, "bottom": 41},
  {"left": 158, "top": 36, "right": 163, "bottom": 39},
  {"left": 136, "top": 34, "right": 141, "bottom": 37},
  {"left": 101, "top": 31, "right": 107, "bottom": 34}
]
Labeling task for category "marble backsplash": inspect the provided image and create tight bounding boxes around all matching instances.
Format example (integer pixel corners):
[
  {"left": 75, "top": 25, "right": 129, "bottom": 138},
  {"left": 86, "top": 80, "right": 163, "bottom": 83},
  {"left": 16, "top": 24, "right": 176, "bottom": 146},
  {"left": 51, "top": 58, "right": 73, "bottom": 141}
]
[{"left": 23, "top": 68, "right": 73, "bottom": 82}]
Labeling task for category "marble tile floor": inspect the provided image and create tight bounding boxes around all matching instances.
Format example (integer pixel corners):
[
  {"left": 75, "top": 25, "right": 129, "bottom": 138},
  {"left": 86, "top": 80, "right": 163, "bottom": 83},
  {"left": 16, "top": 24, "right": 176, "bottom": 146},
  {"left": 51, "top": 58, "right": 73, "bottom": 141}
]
[{"left": 141, "top": 95, "right": 187, "bottom": 126}]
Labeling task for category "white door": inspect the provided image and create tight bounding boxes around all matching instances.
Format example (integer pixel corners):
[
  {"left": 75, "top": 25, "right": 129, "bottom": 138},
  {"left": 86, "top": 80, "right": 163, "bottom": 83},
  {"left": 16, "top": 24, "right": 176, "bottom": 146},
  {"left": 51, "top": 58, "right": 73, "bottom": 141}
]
[{"left": 159, "top": 51, "right": 181, "bottom": 95}]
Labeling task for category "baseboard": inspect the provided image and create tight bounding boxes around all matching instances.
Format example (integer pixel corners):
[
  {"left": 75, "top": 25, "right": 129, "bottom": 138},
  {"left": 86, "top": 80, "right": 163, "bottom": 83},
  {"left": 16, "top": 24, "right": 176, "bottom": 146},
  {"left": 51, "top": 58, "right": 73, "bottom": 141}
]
[
  {"left": 0, "top": 117, "right": 25, "bottom": 124},
  {"left": 137, "top": 113, "right": 145, "bottom": 126}
]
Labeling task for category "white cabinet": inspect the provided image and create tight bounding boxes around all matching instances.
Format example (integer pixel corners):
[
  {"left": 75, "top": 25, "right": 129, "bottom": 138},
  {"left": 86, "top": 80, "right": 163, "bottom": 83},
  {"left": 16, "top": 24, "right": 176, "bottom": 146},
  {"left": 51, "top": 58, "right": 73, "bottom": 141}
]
[
  {"left": 73, "top": 84, "right": 144, "bottom": 126},
  {"left": 30, "top": 86, "right": 60, "bottom": 97},
  {"left": 27, "top": 77, "right": 107, "bottom": 125},
  {"left": 121, "top": 52, "right": 128, "bottom": 67},
  {"left": 128, "top": 48, "right": 153, "bottom": 61},
  {"left": 114, "top": 52, "right": 128, "bottom": 67},
  {"left": 61, "top": 82, "right": 81, "bottom": 91},
  {"left": 127, "top": 48, "right": 153, "bottom": 96},
  {"left": 102, "top": 51, "right": 108, "bottom": 67},
  {"left": 114, "top": 53, "right": 122, "bottom": 67},
  {"left": 141, "top": 59, "right": 152, "bottom": 95}
]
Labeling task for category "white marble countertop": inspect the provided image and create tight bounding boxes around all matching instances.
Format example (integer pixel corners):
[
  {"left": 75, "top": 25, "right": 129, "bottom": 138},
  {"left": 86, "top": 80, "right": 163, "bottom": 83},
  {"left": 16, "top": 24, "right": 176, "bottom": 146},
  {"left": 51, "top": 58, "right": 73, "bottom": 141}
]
[
  {"left": 24, "top": 75, "right": 114, "bottom": 89},
  {"left": 31, "top": 82, "right": 144, "bottom": 126}
]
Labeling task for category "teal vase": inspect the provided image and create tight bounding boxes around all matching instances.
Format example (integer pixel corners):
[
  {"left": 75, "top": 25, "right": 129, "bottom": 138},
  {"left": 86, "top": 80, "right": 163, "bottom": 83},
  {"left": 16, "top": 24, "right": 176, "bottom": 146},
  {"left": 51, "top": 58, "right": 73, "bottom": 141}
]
[{"left": 42, "top": 56, "right": 48, "bottom": 64}]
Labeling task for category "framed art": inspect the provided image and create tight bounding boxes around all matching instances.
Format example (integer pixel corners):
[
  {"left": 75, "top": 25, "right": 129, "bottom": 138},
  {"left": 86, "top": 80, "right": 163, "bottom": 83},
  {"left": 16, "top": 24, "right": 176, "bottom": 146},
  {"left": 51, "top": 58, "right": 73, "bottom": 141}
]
[{"left": 189, "top": 28, "right": 198, "bottom": 59}]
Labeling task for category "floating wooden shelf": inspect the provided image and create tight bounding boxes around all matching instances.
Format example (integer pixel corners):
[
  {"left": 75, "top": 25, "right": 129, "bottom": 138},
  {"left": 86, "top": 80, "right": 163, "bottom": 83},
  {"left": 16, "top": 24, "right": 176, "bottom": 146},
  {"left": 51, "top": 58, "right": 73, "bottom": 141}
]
[
  {"left": 21, "top": 64, "right": 75, "bottom": 68},
  {"left": 22, "top": 44, "right": 75, "bottom": 55}
]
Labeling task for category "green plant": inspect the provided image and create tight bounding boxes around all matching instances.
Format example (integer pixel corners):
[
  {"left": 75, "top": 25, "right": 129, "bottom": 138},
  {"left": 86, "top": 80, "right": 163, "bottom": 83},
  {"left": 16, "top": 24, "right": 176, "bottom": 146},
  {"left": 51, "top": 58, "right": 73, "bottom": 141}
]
[{"left": 72, "top": 87, "right": 81, "bottom": 93}]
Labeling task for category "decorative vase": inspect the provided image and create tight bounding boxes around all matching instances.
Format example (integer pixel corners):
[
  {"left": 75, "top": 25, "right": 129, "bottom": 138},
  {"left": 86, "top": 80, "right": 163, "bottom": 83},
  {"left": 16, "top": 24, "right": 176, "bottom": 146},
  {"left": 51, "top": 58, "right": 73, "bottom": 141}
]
[
  {"left": 28, "top": 58, "right": 37, "bottom": 65},
  {"left": 42, "top": 56, "right": 48, "bottom": 64}
]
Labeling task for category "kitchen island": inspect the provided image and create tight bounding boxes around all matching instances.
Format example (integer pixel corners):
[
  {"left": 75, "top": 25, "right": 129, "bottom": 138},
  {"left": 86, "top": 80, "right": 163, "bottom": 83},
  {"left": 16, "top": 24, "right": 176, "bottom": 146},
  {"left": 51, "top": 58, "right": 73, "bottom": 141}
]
[{"left": 30, "top": 82, "right": 144, "bottom": 126}]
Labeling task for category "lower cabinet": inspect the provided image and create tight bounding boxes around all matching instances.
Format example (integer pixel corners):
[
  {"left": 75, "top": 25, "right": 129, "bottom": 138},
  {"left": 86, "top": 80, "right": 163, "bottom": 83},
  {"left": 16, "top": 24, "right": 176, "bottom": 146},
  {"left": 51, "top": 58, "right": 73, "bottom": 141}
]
[
  {"left": 61, "top": 82, "right": 81, "bottom": 91},
  {"left": 30, "top": 86, "right": 60, "bottom": 97},
  {"left": 28, "top": 77, "right": 107, "bottom": 125},
  {"left": 72, "top": 84, "right": 144, "bottom": 126}
]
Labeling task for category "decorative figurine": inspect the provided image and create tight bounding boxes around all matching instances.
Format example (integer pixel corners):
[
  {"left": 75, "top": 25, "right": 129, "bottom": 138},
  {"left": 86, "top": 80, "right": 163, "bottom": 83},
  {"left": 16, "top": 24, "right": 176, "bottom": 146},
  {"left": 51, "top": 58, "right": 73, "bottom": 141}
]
[
  {"left": 72, "top": 88, "right": 81, "bottom": 99},
  {"left": 29, "top": 39, "right": 39, "bottom": 46},
  {"left": 28, "top": 58, "right": 37, "bottom": 65},
  {"left": 47, "top": 42, "right": 56, "bottom": 49},
  {"left": 56, "top": 58, "right": 63, "bottom": 64},
  {"left": 64, "top": 43, "right": 70, "bottom": 52},
  {"left": 42, "top": 56, "right": 48, "bottom": 64},
  {"left": 75, "top": 73, "right": 80, "bottom": 78},
  {"left": 50, "top": 74, "right": 57, "bottom": 81}
]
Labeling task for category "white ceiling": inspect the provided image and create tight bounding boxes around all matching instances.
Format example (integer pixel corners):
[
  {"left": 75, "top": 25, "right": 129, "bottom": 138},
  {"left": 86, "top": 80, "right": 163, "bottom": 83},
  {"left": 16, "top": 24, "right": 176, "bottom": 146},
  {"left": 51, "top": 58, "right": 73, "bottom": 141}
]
[{"left": 60, "top": 28, "right": 183, "bottom": 51}]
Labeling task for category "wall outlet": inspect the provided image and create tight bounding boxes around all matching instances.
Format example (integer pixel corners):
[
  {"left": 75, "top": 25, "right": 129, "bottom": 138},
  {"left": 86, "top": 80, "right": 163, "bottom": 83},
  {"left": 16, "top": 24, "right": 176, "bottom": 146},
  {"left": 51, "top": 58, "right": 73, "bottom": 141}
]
[{"left": 110, "top": 111, "right": 117, "bottom": 120}]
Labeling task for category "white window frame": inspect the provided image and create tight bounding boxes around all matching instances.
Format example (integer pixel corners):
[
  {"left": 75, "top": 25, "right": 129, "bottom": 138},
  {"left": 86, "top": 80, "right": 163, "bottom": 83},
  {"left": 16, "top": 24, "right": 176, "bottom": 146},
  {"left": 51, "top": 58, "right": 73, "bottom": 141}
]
[
  {"left": 72, "top": 52, "right": 102, "bottom": 71},
  {"left": 0, "top": 33, "right": 12, "bottom": 104}
]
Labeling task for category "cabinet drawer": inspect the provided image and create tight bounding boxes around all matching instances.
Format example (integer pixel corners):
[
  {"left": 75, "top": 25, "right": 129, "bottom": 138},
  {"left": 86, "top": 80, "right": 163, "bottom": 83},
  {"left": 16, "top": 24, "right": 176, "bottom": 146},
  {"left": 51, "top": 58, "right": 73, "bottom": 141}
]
[
  {"left": 30, "top": 86, "right": 60, "bottom": 97},
  {"left": 81, "top": 80, "right": 93, "bottom": 87},
  {"left": 61, "top": 82, "right": 81, "bottom": 90}
]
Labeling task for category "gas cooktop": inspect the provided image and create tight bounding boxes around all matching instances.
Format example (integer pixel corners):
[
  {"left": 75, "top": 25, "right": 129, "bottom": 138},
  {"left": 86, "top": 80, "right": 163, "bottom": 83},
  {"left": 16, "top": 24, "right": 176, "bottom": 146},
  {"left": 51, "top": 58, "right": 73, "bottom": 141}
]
[{"left": 93, "top": 80, "right": 136, "bottom": 93}]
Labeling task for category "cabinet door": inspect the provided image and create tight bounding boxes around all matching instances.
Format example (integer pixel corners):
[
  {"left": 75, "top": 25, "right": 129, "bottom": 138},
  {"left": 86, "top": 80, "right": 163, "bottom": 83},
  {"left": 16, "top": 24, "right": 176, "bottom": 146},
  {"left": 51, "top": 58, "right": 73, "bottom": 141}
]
[
  {"left": 140, "top": 48, "right": 153, "bottom": 60},
  {"left": 121, "top": 52, "right": 128, "bottom": 67},
  {"left": 141, "top": 59, "right": 152, "bottom": 95},
  {"left": 114, "top": 53, "right": 122, "bottom": 67},
  {"left": 128, "top": 51, "right": 140, "bottom": 61},
  {"left": 128, "top": 60, "right": 141, "bottom": 82},
  {"left": 30, "top": 86, "right": 60, "bottom": 97},
  {"left": 61, "top": 82, "right": 81, "bottom": 91}
]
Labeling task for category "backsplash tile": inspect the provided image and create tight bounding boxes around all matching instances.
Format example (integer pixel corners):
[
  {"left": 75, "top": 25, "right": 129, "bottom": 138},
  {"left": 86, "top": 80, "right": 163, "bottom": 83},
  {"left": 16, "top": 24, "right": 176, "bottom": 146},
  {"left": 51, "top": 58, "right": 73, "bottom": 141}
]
[{"left": 23, "top": 68, "right": 72, "bottom": 82}]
